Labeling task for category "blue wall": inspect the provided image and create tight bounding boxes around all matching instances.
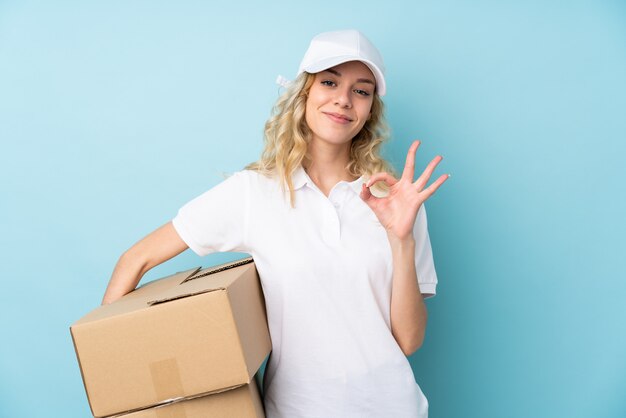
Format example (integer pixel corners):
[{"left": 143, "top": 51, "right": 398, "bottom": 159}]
[{"left": 1, "top": 1, "right": 624, "bottom": 417}]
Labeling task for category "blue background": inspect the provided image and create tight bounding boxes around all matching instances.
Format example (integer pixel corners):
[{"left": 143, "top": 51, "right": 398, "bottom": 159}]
[{"left": 1, "top": 1, "right": 625, "bottom": 417}]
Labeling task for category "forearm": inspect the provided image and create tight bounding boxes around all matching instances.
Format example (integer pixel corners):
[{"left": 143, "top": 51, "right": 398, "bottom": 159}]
[
  {"left": 101, "top": 249, "right": 149, "bottom": 305},
  {"left": 388, "top": 234, "right": 427, "bottom": 356},
  {"left": 101, "top": 222, "right": 188, "bottom": 305}
]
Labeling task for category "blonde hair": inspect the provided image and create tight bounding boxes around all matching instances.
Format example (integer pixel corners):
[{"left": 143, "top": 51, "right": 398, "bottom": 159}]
[{"left": 245, "top": 71, "right": 394, "bottom": 206}]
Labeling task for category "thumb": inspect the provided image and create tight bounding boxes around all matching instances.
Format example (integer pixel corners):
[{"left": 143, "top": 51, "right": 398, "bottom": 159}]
[{"left": 360, "top": 182, "right": 378, "bottom": 206}]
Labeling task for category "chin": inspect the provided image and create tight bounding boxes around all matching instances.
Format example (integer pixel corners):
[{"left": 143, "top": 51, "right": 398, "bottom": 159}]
[{"left": 317, "top": 129, "right": 358, "bottom": 145}]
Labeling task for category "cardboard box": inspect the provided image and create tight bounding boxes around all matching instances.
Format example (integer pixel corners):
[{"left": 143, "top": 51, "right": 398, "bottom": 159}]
[
  {"left": 118, "top": 378, "right": 265, "bottom": 418},
  {"left": 71, "top": 257, "right": 271, "bottom": 418}
]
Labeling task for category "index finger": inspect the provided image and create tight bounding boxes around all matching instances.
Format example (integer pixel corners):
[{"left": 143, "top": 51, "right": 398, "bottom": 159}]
[{"left": 401, "top": 140, "right": 421, "bottom": 181}]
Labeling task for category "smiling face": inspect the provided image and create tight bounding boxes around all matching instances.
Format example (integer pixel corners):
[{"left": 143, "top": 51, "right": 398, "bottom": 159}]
[{"left": 304, "top": 60, "right": 376, "bottom": 149}]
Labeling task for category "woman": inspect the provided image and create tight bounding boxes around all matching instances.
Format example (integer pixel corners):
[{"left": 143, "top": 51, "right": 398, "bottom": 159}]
[{"left": 102, "top": 29, "right": 448, "bottom": 418}]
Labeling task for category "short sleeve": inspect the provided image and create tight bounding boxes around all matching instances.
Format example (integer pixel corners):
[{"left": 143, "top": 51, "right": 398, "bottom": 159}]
[
  {"left": 172, "top": 171, "right": 250, "bottom": 256},
  {"left": 413, "top": 204, "right": 438, "bottom": 299}
]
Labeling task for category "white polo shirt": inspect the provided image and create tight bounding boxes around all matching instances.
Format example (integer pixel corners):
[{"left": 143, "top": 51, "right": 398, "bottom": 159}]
[{"left": 172, "top": 166, "right": 438, "bottom": 418}]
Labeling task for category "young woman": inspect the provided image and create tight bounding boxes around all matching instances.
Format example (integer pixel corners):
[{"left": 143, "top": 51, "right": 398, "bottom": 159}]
[{"left": 102, "top": 29, "right": 449, "bottom": 418}]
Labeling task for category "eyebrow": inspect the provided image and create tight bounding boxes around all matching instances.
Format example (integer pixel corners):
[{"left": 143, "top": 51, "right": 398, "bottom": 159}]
[{"left": 324, "top": 68, "right": 375, "bottom": 85}]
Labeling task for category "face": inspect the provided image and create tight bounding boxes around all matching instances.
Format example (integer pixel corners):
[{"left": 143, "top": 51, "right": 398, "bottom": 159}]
[{"left": 304, "top": 60, "right": 376, "bottom": 148}]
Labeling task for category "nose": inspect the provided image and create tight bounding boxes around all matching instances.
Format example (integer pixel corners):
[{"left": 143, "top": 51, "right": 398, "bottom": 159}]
[{"left": 334, "top": 86, "right": 352, "bottom": 108}]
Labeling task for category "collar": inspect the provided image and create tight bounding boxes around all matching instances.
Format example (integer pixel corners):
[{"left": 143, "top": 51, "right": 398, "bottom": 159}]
[
  {"left": 292, "top": 165, "right": 309, "bottom": 191},
  {"left": 291, "top": 165, "right": 365, "bottom": 195}
]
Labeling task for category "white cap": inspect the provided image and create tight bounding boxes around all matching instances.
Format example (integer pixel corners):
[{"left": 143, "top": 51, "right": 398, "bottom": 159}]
[{"left": 297, "top": 29, "right": 386, "bottom": 96}]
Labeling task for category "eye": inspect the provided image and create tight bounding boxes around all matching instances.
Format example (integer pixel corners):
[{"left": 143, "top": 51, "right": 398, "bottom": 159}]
[
  {"left": 321, "top": 80, "right": 336, "bottom": 87},
  {"left": 354, "top": 89, "right": 371, "bottom": 97}
]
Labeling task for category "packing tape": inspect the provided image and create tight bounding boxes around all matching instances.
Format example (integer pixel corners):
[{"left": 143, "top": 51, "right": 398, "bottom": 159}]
[
  {"left": 149, "top": 358, "right": 186, "bottom": 407},
  {"left": 155, "top": 402, "right": 187, "bottom": 418}
]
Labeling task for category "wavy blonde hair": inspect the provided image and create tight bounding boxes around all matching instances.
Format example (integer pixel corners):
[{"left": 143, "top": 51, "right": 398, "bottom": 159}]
[{"left": 245, "top": 71, "right": 394, "bottom": 206}]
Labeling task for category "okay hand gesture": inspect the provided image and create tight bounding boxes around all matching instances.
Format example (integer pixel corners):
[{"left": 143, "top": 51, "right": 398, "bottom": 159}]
[{"left": 360, "top": 140, "right": 449, "bottom": 241}]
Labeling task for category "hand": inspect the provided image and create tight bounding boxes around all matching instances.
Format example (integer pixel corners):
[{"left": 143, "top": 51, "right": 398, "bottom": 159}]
[{"left": 359, "top": 140, "right": 449, "bottom": 241}]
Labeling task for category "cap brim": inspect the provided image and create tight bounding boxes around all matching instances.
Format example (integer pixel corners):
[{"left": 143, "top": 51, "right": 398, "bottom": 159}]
[{"left": 299, "top": 55, "right": 386, "bottom": 96}]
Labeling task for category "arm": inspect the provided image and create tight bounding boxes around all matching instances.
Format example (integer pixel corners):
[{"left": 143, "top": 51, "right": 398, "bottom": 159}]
[
  {"left": 388, "top": 234, "right": 427, "bottom": 356},
  {"left": 101, "top": 221, "right": 188, "bottom": 305},
  {"left": 360, "top": 140, "right": 448, "bottom": 356}
]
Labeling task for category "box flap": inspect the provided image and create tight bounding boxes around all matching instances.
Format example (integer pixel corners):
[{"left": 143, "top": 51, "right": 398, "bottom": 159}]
[
  {"left": 135, "top": 267, "right": 201, "bottom": 291},
  {"left": 147, "top": 257, "right": 254, "bottom": 306},
  {"left": 183, "top": 257, "right": 253, "bottom": 283},
  {"left": 72, "top": 267, "right": 201, "bottom": 325},
  {"left": 147, "top": 289, "right": 223, "bottom": 306}
]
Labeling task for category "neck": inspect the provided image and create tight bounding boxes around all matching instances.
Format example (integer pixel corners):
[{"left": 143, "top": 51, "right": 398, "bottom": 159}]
[{"left": 303, "top": 138, "right": 358, "bottom": 196}]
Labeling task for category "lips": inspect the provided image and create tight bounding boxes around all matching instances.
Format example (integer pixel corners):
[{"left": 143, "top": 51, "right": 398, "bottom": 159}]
[{"left": 323, "top": 112, "right": 353, "bottom": 124}]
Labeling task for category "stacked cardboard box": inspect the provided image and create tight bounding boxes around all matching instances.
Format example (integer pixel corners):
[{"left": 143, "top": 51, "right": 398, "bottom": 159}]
[{"left": 70, "top": 257, "right": 271, "bottom": 417}]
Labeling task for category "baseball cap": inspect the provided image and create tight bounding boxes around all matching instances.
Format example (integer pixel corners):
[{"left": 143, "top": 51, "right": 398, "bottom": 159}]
[{"left": 289, "top": 30, "right": 387, "bottom": 96}]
